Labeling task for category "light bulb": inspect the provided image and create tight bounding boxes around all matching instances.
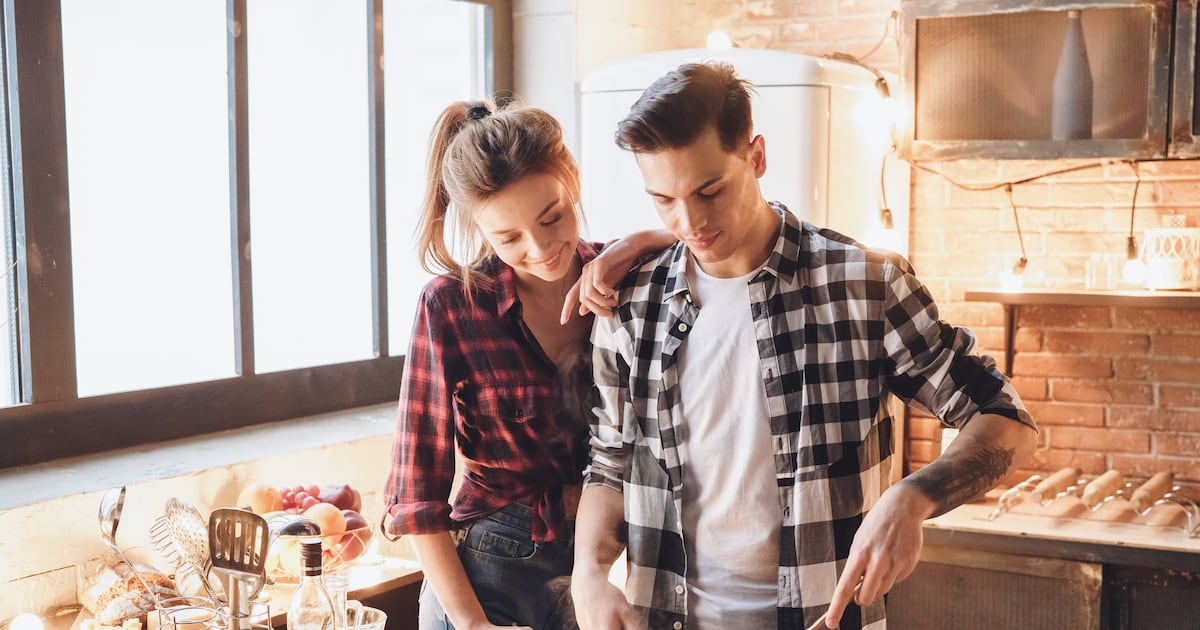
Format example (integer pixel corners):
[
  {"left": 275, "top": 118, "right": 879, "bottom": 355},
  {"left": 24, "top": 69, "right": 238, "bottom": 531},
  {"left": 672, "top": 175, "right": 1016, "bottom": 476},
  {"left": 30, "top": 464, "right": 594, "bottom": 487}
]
[
  {"left": 1123, "top": 258, "right": 1146, "bottom": 286},
  {"left": 11, "top": 614, "right": 44, "bottom": 630},
  {"left": 706, "top": 30, "right": 733, "bottom": 52}
]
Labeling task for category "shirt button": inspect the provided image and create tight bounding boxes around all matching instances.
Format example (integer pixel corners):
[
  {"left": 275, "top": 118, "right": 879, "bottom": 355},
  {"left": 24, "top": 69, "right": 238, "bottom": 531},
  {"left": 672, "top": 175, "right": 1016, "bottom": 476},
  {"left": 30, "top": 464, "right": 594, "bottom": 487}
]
[
  {"left": 675, "top": 585, "right": 684, "bottom": 594},
  {"left": 673, "top": 622, "right": 683, "bottom": 629},
  {"left": 677, "top": 323, "right": 688, "bottom": 333}
]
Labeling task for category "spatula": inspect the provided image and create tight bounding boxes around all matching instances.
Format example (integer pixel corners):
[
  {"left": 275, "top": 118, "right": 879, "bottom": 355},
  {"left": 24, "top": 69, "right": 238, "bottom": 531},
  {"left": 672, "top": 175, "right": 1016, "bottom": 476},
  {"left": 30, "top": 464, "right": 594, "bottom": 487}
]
[{"left": 208, "top": 507, "right": 269, "bottom": 630}]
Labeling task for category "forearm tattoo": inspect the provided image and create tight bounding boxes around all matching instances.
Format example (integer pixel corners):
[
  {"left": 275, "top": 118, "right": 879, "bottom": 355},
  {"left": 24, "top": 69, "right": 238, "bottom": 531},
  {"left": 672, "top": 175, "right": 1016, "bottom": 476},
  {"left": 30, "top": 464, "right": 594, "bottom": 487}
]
[{"left": 906, "top": 445, "right": 1015, "bottom": 518}]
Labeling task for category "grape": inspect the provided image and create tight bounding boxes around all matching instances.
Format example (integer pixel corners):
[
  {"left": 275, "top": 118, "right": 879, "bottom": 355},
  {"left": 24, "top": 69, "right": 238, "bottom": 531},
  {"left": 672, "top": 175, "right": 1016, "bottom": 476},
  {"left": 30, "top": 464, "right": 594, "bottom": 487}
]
[
  {"left": 301, "top": 496, "right": 320, "bottom": 509},
  {"left": 306, "top": 484, "right": 321, "bottom": 498}
]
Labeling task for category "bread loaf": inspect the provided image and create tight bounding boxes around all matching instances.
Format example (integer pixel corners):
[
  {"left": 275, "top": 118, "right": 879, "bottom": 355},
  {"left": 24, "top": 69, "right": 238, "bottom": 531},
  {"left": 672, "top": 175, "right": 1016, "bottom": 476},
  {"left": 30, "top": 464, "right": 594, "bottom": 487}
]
[{"left": 80, "top": 562, "right": 179, "bottom": 624}]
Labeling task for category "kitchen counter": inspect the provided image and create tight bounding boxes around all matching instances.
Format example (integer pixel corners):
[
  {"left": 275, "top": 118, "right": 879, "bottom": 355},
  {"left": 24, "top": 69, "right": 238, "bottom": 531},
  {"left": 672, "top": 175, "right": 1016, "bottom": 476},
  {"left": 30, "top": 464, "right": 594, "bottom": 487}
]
[
  {"left": 925, "top": 491, "right": 1200, "bottom": 572},
  {"left": 54, "top": 556, "right": 424, "bottom": 630}
]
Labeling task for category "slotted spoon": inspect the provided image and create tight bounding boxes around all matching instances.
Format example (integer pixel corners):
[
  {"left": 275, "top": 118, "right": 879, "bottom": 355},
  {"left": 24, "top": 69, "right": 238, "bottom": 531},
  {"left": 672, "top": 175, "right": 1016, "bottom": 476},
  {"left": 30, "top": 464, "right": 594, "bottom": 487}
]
[{"left": 159, "top": 496, "right": 221, "bottom": 602}]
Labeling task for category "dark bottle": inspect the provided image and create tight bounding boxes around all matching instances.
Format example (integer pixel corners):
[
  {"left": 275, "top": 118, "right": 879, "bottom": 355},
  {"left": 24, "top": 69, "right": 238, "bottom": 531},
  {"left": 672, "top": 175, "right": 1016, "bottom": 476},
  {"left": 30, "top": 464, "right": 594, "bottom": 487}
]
[{"left": 1052, "top": 9, "right": 1093, "bottom": 140}]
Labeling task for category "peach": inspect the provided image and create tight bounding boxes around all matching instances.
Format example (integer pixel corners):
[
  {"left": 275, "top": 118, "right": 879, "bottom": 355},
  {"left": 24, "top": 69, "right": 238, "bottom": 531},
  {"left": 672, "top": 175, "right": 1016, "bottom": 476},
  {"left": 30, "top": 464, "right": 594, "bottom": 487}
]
[
  {"left": 304, "top": 502, "right": 347, "bottom": 548},
  {"left": 236, "top": 482, "right": 284, "bottom": 514}
]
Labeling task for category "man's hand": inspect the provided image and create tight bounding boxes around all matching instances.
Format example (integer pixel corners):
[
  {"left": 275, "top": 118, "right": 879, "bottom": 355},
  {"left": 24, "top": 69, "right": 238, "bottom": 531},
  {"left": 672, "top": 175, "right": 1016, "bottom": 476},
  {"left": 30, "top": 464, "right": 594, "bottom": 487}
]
[
  {"left": 821, "top": 483, "right": 930, "bottom": 628},
  {"left": 570, "top": 570, "right": 640, "bottom": 630}
]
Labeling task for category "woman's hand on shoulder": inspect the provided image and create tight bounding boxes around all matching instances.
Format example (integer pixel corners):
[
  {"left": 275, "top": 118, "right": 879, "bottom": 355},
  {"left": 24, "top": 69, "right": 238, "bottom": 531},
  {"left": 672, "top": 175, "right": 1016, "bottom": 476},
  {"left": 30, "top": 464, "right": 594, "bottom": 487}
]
[{"left": 560, "top": 253, "right": 620, "bottom": 324}]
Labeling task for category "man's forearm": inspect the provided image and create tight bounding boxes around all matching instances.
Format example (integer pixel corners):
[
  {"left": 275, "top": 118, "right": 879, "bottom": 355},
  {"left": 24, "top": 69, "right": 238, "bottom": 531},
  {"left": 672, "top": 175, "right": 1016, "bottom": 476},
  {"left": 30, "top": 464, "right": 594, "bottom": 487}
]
[
  {"left": 574, "top": 485, "right": 627, "bottom": 576},
  {"left": 901, "top": 413, "right": 1037, "bottom": 518}
]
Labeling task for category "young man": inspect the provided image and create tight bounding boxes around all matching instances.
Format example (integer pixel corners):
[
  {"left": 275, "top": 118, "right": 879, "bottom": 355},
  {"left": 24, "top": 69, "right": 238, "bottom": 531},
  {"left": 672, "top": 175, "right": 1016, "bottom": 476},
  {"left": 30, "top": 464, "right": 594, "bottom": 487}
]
[{"left": 570, "top": 61, "right": 1038, "bottom": 630}]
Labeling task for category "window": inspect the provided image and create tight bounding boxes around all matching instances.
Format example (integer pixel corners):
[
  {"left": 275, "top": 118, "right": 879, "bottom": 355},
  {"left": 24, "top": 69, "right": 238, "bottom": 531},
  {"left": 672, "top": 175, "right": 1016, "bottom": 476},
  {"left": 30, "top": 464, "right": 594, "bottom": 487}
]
[
  {"left": 385, "top": 0, "right": 488, "bottom": 353},
  {"left": 0, "top": 0, "right": 507, "bottom": 468}
]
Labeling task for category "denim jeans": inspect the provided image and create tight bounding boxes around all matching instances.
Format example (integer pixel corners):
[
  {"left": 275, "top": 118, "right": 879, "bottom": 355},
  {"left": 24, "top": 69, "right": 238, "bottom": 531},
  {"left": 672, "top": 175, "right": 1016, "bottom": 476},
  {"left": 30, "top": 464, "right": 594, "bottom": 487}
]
[{"left": 419, "top": 502, "right": 577, "bottom": 630}]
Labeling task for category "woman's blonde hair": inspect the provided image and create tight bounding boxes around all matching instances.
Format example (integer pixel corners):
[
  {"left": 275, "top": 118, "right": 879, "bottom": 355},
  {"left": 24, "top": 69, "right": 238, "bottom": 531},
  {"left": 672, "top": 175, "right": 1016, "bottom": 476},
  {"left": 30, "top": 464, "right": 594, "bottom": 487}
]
[{"left": 416, "top": 99, "right": 581, "bottom": 297}]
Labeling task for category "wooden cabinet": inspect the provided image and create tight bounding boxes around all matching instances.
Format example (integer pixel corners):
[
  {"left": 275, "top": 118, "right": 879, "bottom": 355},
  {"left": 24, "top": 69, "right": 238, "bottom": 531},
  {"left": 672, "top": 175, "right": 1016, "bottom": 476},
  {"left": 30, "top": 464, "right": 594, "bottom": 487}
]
[
  {"left": 888, "top": 545, "right": 1103, "bottom": 629},
  {"left": 889, "top": 521, "right": 1200, "bottom": 630},
  {"left": 899, "top": 0, "right": 1177, "bottom": 160}
]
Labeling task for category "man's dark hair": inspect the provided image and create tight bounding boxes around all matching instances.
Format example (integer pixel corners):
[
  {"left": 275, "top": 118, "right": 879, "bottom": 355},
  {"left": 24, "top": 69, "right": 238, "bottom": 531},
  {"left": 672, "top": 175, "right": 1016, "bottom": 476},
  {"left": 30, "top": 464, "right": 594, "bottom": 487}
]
[{"left": 615, "top": 61, "right": 755, "bottom": 154}]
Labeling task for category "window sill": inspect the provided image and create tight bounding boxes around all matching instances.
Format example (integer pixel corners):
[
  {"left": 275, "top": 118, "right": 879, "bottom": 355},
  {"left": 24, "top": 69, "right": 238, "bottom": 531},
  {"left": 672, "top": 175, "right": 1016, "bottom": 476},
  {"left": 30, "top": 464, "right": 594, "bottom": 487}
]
[{"left": 0, "top": 402, "right": 396, "bottom": 511}]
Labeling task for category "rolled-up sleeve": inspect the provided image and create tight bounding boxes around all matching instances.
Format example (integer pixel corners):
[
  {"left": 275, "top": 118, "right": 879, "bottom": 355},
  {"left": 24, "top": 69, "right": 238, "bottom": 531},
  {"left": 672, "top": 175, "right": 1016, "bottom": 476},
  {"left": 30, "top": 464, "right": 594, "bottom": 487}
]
[
  {"left": 881, "top": 259, "right": 1037, "bottom": 433},
  {"left": 383, "top": 286, "right": 458, "bottom": 536},
  {"left": 584, "top": 309, "right": 632, "bottom": 492}
]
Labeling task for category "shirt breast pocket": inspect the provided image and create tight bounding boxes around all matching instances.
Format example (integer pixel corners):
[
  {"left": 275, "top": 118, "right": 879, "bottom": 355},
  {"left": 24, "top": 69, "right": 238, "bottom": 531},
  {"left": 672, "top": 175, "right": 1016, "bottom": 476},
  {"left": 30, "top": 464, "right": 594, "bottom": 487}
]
[{"left": 455, "top": 380, "right": 556, "bottom": 426}]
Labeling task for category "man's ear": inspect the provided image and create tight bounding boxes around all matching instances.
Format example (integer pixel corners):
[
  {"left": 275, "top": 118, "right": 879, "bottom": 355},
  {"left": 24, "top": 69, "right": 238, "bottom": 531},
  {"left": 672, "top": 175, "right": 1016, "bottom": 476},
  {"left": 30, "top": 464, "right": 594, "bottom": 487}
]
[{"left": 749, "top": 134, "right": 767, "bottom": 178}]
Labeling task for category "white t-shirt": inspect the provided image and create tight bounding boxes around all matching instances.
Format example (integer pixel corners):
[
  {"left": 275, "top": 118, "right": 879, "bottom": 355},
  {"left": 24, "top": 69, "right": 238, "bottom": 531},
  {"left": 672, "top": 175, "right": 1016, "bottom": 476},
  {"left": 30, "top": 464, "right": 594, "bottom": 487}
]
[{"left": 676, "top": 257, "right": 782, "bottom": 630}]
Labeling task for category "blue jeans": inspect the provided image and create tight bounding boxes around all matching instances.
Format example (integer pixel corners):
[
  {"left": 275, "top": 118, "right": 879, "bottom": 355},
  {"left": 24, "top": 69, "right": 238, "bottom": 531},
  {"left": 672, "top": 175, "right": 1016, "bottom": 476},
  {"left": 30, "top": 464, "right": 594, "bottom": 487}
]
[{"left": 419, "top": 502, "right": 577, "bottom": 630}]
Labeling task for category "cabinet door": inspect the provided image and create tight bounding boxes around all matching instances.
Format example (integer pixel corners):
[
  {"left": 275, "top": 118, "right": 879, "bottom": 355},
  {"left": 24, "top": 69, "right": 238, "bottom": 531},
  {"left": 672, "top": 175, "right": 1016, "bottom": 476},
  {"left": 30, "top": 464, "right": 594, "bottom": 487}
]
[
  {"left": 887, "top": 544, "right": 1103, "bottom": 629},
  {"left": 899, "top": 0, "right": 1172, "bottom": 160},
  {"left": 1170, "top": 0, "right": 1200, "bottom": 155},
  {"left": 1103, "top": 565, "right": 1200, "bottom": 630}
]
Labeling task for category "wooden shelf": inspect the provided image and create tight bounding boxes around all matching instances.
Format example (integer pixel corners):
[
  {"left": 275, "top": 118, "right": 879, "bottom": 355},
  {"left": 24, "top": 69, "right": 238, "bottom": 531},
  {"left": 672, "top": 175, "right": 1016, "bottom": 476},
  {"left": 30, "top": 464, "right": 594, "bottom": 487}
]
[
  {"left": 964, "top": 288, "right": 1200, "bottom": 309},
  {"left": 963, "top": 288, "right": 1200, "bottom": 376}
]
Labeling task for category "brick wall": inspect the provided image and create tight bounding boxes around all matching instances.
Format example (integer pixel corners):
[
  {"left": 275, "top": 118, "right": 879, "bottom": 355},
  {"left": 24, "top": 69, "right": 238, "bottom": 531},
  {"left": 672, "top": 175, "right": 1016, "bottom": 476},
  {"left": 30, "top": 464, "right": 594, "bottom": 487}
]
[
  {"left": 910, "top": 161, "right": 1200, "bottom": 492},
  {"left": 574, "top": 0, "right": 1200, "bottom": 493}
]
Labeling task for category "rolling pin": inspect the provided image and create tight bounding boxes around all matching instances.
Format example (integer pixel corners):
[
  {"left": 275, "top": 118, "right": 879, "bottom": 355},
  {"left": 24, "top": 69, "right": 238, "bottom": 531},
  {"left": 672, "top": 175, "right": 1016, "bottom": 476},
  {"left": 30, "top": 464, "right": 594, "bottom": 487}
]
[
  {"left": 1030, "top": 466, "right": 1082, "bottom": 504},
  {"left": 1129, "top": 471, "right": 1175, "bottom": 513},
  {"left": 1081, "top": 469, "right": 1125, "bottom": 509}
]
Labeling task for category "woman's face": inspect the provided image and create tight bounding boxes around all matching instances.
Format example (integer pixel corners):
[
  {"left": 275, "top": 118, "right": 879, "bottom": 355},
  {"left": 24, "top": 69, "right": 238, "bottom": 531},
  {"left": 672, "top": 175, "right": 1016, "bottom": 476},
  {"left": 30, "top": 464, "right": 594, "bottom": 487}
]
[{"left": 474, "top": 172, "right": 581, "bottom": 285}]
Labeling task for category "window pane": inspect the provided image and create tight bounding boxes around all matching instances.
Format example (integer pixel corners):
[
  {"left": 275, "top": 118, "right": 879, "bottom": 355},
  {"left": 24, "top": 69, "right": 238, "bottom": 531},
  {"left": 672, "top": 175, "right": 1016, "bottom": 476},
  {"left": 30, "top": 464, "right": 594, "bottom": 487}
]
[
  {"left": 385, "top": 0, "right": 487, "bottom": 355},
  {"left": 62, "top": 0, "right": 234, "bottom": 397},
  {"left": 249, "top": 0, "right": 374, "bottom": 372}
]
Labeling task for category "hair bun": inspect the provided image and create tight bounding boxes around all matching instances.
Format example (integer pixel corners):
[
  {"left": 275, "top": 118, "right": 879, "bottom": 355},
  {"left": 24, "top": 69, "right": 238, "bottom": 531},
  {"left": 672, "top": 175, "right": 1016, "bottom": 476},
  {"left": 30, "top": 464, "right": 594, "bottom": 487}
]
[{"left": 466, "top": 105, "right": 491, "bottom": 121}]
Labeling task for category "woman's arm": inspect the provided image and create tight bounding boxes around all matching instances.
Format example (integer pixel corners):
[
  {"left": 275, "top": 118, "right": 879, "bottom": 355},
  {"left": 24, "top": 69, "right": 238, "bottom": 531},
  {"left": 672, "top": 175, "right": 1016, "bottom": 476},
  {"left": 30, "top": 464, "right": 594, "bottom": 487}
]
[
  {"left": 408, "top": 533, "right": 529, "bottom": 630},
  {"left": 560, "top": 229, "right": 676, "bottom": 324}
]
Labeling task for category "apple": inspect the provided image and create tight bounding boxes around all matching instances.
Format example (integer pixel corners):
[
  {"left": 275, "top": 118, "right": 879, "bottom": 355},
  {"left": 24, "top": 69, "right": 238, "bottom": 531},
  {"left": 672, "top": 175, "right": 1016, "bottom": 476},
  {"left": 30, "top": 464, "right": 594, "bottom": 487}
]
[
  {"left": 334, "top": 509, "right": 372, "bottom": 562},
  {"left": 318, "top": 483, "right": 361, "bottom": 512}
]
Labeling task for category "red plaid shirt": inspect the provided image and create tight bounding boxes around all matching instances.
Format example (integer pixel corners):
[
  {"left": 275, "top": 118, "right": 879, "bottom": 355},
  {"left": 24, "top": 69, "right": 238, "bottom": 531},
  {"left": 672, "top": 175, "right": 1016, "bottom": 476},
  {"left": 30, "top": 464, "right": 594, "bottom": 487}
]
[{"left": 383, "top": 241, "right": 603, "bottom": 543}]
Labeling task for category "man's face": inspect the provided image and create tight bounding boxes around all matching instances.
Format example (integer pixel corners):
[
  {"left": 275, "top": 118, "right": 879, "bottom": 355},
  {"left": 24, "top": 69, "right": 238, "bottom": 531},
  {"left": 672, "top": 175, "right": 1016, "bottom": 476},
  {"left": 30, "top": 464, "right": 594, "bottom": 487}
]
[{"left": 634, "top": 126, "right": 773, "bottom": 278}]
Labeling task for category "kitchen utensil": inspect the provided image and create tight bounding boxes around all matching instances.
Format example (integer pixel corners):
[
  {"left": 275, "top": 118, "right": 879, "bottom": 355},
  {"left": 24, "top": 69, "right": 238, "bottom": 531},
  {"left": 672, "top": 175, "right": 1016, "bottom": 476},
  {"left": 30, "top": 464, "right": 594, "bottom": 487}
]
[
  {"left": 323, "top": 574, "right": 364, "bottom": 630},
  {"left": 1082, "top": 470, "right": 1125, "bottom": 509},
  {"left": 157, "top": 497, "right": 222, "bottom": 603},
  {"left": 98, "top": 486, "right": 159, "bottom": 606},
  {"left": 208, "top": 508, "right": 269, "bottom": 630},
  {"left": 1030, "top": 466, "right": 1082, "bottom": 504},
  {"left": 1130, "top": 471, "right": 1175, "bottom": 513},
  {"left": 345, "top": 606, "right": 387, "bottom": 630}
]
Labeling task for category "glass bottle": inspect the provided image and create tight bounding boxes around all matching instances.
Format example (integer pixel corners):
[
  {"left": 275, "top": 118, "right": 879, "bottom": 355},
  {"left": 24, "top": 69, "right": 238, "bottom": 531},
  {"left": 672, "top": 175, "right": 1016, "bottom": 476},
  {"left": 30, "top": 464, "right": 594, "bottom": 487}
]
[
  {"left": 287, "top": 541, "right": 336, "bottom": 630},
  {"left": 1051, "top": 9, "right": 1093, "bottom": 140}
]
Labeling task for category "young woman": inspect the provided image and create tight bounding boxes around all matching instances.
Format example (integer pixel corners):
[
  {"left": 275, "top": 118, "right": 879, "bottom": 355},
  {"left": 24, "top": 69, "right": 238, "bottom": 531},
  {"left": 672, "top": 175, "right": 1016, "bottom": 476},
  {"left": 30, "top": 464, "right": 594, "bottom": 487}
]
[{"left": 381, "top": 100, "right": 672, "bottom": 630}]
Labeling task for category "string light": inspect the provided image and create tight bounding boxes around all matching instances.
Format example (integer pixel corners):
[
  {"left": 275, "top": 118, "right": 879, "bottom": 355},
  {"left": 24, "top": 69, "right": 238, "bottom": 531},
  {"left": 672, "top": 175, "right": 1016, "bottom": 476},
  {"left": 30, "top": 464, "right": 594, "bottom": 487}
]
[
  {"left": 706, "top": 30, "right": 733, "bottom": 52},
  {"left": 10, "top": 614, "right": 44, "bottom": 630},
  {"left": 1123, "top": 161, "right": 1146, "bottom": 285},
  {"left": 1000, "top": 184, "right": 1029, "bottom": 289}
]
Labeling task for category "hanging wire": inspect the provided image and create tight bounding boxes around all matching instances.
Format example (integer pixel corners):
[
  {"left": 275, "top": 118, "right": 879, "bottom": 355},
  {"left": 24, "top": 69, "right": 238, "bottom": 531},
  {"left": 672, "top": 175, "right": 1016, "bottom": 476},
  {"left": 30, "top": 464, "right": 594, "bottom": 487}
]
[
  {"left": 1005, "top": 184, "right": 1029, "bottom": 273},
  {"left": 1126, "top": 160, "right": 1142, "bottom": 260},
  {"left": 860, "top": 11, "right": 898, "bottom": 61}
]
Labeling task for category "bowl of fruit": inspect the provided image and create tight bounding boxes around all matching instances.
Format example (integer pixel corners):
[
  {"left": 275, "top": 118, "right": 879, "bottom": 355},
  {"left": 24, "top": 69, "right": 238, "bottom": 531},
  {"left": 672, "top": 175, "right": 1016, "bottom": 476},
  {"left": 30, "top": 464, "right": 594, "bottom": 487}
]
[{"left": 233, "top": 482, "right": 374, "bottom": 581}]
